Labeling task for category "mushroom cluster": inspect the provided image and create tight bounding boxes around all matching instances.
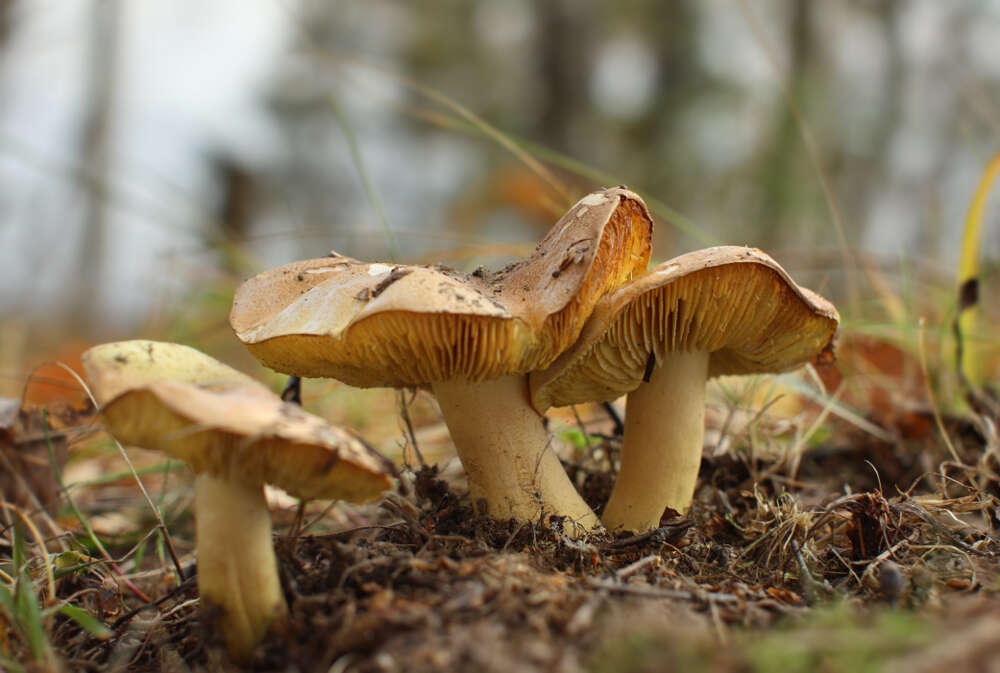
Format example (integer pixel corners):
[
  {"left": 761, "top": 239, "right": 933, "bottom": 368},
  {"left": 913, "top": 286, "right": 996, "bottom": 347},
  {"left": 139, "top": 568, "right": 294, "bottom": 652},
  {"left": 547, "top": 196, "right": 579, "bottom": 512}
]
[
  {"left": 229, "top": 188, "right": 839, "bottom": 535},
  {"left": 82, "top": 186, "right": 838, "bottom": 663},
  {"left": 230, "top": 187, "right": 654, "bottom": 533}
]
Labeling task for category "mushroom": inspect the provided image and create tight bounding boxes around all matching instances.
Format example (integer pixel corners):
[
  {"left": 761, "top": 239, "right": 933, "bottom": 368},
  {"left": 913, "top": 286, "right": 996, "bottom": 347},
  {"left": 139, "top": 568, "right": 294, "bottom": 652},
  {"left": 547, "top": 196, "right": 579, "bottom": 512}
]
[
  {"left": 530, "top": 247, "right": 839, "bottom": 533},
  {"left": 82, "top": 340, "right": 394, "bottom": 660},
  {"left": 229, "top": 187, "right": 653, "bottom": 532}
]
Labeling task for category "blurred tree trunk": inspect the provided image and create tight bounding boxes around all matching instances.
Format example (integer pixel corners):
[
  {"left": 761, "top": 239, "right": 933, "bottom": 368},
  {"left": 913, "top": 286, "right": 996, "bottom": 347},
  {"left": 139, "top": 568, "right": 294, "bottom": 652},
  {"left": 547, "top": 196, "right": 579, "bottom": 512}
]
[
  {"left": 873, "top": 0, "right": 902, "bottom": 166},
  {"left": 535, "top": 0, "right": 590, "bottom": 153},
  {"left": 211, "top": 153, "right": 258, "bottom": 274},
  {"left": 638, "top": 2, "right": 697, "bottom": 254},
  {"left": 0, "top": 0, "right": 13, "bottom": 47},
  {"left": 848, "top": 0, "right": 902, "bottom": 247},
  {"left": 72, "top": 0, "right": 120, "bottom": 330},
  {"left": 216, "top": 157, "right": 256, "bottom": 244},
  {"left": 757, "top": 0, "right": 811, "bottom": 249}
]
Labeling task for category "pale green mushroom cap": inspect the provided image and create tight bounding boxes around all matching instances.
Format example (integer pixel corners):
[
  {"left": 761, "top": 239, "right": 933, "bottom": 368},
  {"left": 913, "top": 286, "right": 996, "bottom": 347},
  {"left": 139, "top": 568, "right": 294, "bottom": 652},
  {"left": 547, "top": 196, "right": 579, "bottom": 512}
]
[{"left": 82, "top": 340, "right": 394, "bottom": 502}]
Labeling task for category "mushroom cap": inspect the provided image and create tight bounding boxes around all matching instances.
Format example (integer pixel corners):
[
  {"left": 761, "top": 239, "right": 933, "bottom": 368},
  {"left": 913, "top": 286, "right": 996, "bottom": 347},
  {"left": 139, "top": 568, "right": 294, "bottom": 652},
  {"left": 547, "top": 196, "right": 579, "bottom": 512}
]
[
  {"left": 83, "top": 339, "right": 258, "bottom": 405},
  {"left": 83, "top": 341, "right": 394, "bottom": 503},
  {"left": 229, "top": 187, "right": 653, "bottom": 386},
  {"left": 530, "top": 246, "right": 839, "bottom": 412}
]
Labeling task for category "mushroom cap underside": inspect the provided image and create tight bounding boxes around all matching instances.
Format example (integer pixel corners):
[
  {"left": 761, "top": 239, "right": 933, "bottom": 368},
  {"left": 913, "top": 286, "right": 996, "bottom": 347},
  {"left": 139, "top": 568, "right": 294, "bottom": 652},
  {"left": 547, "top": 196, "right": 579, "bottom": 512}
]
[
  {"left": 99, "top": 379, "right": 394, "bottom": 503},
  {"left": 229, "top": 187, "right": 653, "bottom": 386},
  {"left": 530, "top": 246, "right": 839, "bottom": 412}
]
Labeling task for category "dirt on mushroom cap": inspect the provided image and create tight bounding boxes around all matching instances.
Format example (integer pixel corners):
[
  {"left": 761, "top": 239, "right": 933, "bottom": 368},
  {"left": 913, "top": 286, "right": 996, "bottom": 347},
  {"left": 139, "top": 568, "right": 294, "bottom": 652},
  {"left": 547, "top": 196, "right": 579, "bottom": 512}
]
[
  {"left": 530, "top": 246, "right": 840, "bottom": 412},
  {"left": 230, "top": 260, "right": 524, "bottom": 385},
  {"left": 229, "top": 187, "right": 653, "bottom": 387}
]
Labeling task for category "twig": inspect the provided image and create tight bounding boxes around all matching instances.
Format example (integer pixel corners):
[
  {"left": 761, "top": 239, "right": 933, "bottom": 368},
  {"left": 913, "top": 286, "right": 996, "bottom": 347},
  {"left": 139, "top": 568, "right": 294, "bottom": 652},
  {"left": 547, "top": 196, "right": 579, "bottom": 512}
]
[
  {"left": 600, "top": 522, "right": 690, "bottom": 549},
  {"left": 289, "top": 500, "right": 308, "bottom": 540},
  {"left": 380, "top": 496, "right": 430, "bottom": 543},
  {"left": 109, "top": 574, "right": 198, "bottom": 631},
  {"left": 303, "top": 523, "right": 409, "bottom": 541},
  {"left": 857, "top": 531, "right": 918, "bottom": 588},
  {"left": 501, "top": 520, "right": 528, "bottom": 553},
  {"left": 600, "top": 402, "right": 625, "bottom": 437},
  {"left": 299, "top": 500, "right": 342, "bottom": 536},
  {"left": 570, "top": 406, "right": 594, "bottom": 451},
  {"left": 614, "top": 554, "right": 660, "bottom": 579},
  {"left": 160, "top": 597, "right": 200, "bottom": 620},
  {"left": 398, "top": 389, "right": 425, "bottom": 468},
  {"left": 791, "top": 540, "right": 826, "bottom": 605},
  {"left": 584, "top": 577, "right": 739, "bottom": 603}
]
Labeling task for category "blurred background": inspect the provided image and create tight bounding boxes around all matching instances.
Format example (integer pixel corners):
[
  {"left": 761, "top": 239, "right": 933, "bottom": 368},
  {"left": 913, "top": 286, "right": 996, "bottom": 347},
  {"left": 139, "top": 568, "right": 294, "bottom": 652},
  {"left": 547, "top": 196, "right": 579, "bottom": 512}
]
[{"left": 0, "top": 0, "right": 998, "bottom": 399}]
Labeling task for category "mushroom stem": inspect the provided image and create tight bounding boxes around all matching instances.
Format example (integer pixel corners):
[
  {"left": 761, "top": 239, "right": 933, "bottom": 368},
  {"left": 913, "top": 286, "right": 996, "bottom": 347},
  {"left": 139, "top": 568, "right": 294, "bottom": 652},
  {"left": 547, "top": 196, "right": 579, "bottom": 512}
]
[
  {"left": 601, "top": 350, "right": 709, "bottom": 533},
  {"left": 194, "top": 473, "right": 287, "bottom": 660},
  {"left": 431, "top": 375, "right": 600, "bottom": 533}
]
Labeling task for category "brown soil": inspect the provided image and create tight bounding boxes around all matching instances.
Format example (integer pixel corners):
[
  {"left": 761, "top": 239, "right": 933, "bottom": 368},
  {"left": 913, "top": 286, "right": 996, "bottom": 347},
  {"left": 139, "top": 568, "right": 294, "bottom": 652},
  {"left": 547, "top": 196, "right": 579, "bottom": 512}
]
[{"left": 42, "top": 404, "right": 1000, "bottom": 672}]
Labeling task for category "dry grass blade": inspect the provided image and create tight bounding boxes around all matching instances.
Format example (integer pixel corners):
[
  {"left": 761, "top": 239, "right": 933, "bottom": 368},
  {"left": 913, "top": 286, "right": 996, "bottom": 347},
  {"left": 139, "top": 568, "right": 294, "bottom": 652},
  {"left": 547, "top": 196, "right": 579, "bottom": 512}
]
[
  {"left": 781, "top": 376, "right": 896, "bottom": 443},
  {"left": 916, "top": 320, "right": 962, "bottom": 465},
  {"left": 1, "top": 504, "right": 55, "bottom": 602},
  {"left": 785, "top": 381, "right": 845, "bottom": 480},
  {"left": 735, "top": 0, "right": 858, "bottom": 309},
  {"left": 48, "top": 361, "right": 186, "bottom": 582},
  {"left": 289, "top": 34, "right": 572, "bottom": 207}
]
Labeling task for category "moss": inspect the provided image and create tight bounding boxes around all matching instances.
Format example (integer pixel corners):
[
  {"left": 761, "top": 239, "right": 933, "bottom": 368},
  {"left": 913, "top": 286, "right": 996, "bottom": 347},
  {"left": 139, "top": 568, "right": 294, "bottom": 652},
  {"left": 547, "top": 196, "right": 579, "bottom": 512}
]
[{"left": 745, "top": 603, "right": 927, "bottom": 673}]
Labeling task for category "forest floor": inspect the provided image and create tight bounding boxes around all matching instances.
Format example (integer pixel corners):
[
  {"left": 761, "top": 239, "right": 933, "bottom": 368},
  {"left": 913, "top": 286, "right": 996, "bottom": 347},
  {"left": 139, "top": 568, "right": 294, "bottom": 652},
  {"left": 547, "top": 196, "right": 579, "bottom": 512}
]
[{"left": 2, "top": 332, "right": 999, "bottom": 673}]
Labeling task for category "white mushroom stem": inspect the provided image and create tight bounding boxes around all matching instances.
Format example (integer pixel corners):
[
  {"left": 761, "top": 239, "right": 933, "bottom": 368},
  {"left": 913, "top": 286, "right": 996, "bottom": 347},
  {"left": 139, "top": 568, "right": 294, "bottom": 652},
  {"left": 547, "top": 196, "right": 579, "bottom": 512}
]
[
  {"left": 432, "top": 375, "right": 600, "bottom": 533},
  {"left": 601, "top": 350, "right": 709, "bottom": 533},
  {"left": 194, "top": 474, "right": 287, "bottom": 661}
]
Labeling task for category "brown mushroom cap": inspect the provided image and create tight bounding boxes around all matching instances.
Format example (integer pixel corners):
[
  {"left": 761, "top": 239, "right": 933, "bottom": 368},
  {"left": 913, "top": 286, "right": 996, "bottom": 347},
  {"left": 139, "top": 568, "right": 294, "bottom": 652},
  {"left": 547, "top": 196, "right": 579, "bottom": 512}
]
[
  {"left": 230, "top": 260, "right": 518, "bottom": 386},
  {"left": 229, "top": 187, "right": 653, "bottom": 387},
  {"left": 531, "top": 246, "right": 839, "bottom": 412},
  {"left": 83, "top": 341, "right": 393, "bottom": 502}
]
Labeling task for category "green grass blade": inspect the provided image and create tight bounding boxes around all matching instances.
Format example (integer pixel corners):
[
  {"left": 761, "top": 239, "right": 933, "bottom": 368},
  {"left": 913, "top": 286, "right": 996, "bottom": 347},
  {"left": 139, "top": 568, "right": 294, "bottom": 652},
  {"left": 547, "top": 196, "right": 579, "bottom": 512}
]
[
  {"left": 41, "top": 410, "right": 113, "bottom": 561},
  {"left": 131, "top": 537, "right": 148, "bottom": 575},
  {"left": 14, "top": 572, "right": 50, "bottom": 661},
  {"left": 67, "top": 460, "right": 178, "bottom": 488},
  {"left": 52, "top": 552, "right": 102, "bottom": 580},
  {"left": 11, "top": 522, "right": 25, "bottom": 571},
  {"left": 55, "top": 604, "right": 113, "bottom": 640},
  {"left": 0, "top": 581, "right": 16, "bottom": 617},
  {"left": 407, "top": 107, "right": 716, "bottom": 246},
  {"left": 513, "top": 136, "right": 717, "bottom": 247},
  {"left": 327, "top": 93, "right": 400, "bottom": 261},
  {"left": 0, "top": 655, "right": 29, "bottom": 673}
]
